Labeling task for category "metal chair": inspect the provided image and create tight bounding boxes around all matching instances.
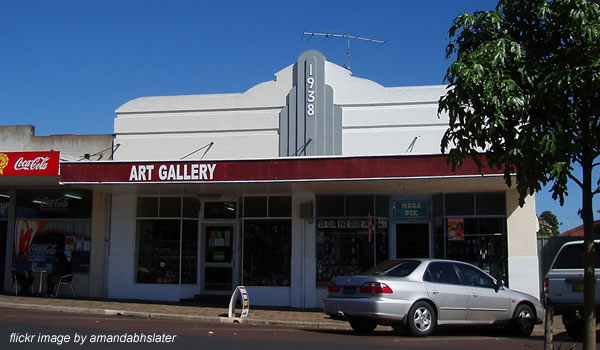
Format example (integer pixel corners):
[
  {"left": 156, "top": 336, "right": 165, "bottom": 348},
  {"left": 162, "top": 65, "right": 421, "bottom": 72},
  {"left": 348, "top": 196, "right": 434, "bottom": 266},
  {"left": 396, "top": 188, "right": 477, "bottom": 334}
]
[
  {"left": 54, "top": 273, "right": 75, "bottom": 297},
  {"left": 11, "top": 271, "right": 34, "bottom": 296}
]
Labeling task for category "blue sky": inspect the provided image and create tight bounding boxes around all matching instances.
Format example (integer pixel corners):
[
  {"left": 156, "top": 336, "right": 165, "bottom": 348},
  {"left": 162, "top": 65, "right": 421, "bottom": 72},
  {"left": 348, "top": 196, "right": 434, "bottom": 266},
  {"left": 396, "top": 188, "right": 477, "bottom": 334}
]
[{"left": 1, "top": 1, "right": 598, "bottom": 230}]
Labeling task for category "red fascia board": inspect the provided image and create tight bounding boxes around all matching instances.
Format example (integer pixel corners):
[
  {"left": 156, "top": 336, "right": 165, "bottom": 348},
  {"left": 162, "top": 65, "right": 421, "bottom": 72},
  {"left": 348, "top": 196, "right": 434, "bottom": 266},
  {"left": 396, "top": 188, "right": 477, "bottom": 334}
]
[{"left": 59, "top": 154, "right": 504, "bottom": 184}]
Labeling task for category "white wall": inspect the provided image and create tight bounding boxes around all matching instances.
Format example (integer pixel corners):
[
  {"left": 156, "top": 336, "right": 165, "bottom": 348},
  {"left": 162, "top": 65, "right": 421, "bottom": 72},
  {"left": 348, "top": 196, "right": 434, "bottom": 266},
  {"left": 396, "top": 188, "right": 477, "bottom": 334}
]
[
  {"left": 107, "top": 195, "right": 136, "bottom": 299},
  {"left": 290, "top": 189, "right": 316, "bottom": 308},
  {"left": 113, "top": 58, "right": 447, "bottom": 161},
  {"left": 506, "top": 190, "right": 541, "bottom": 299}
]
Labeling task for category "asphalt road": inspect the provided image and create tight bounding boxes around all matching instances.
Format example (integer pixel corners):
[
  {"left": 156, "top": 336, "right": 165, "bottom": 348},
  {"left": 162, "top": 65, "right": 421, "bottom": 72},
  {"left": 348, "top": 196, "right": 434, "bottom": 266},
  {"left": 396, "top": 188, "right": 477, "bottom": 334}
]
[{"left": 0, "top": 308, "right": 584, "bottom": 350}]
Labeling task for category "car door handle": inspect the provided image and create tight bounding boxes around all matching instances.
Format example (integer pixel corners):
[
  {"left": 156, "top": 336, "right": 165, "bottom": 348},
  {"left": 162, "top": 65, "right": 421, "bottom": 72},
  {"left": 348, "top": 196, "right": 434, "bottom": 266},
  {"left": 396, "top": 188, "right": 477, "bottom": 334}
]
[
  {"left": 472, "top": 294, "right": 479, "bottom": 297},
  {"left": 432, "top": 290, "right": 439, "bottom": 295}
]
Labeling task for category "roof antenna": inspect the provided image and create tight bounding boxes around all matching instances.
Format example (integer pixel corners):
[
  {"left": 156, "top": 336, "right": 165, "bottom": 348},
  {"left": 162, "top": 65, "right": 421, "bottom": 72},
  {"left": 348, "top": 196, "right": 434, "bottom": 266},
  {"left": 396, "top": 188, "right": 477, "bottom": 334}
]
[{"left": 302, "top": 32, "right": 386, "bottom": 71}]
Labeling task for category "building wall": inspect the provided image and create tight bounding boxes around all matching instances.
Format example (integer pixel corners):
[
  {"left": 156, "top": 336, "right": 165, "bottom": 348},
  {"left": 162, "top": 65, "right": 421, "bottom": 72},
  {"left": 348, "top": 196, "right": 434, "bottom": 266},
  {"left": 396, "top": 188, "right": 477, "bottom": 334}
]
[
  {"left": 107, "top": 195, "right": 136, "bottom": 300},
  {"left": 89, "top": 192, "right": 110, "bottom": 298},
  {"left": 113, "top": 59, "right": 447, "bottom": 161},
  {"left": 0, "top": 125, "right": 114, "bottom": 161},
  {"left": 506, "top": 189, "right": 540, "bottom": 298}
]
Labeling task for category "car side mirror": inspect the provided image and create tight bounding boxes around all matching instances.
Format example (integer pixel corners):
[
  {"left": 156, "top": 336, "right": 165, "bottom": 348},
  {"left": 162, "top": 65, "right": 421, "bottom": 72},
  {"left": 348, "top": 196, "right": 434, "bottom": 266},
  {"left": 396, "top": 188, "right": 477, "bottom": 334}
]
[{"left": 493, "top": 279, "right": 504, "bottom": 292}]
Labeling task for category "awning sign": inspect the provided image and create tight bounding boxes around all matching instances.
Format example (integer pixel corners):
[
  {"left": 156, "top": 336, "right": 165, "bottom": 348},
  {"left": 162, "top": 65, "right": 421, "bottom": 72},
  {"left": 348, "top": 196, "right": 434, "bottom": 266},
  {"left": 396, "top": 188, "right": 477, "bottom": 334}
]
[
  {"left": 128, "top": 163, "right": 216, "bottom": 182},
  {"left": 0, "top": 151, "right": 60, "bottom": 176}
]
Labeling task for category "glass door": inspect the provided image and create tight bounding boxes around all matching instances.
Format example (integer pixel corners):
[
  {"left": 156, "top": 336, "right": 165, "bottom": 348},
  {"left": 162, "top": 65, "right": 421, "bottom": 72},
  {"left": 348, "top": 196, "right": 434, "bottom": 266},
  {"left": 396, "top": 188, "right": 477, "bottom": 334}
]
[
  {"left": 396, "top": 223, "right": 430, "bottom": 258},
  {"left": 203, "top": 224, "right": 235, "bottom": 292}
]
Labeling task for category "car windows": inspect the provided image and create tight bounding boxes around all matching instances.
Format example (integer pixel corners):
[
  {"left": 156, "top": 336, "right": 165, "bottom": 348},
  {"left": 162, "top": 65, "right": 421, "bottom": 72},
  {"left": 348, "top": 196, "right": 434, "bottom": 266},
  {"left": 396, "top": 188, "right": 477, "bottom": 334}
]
[
  {"left": 552, "top": 243, "right": 600, "bottom": 269},
  {"left": 455, "top": 263, "right": 495, "bottom": 289},
  {"left": 382, "top": 260, "right": 421, "bottom": 277},
  {"left": 424, "top": 262, "right": 461, "bottom": 285}
]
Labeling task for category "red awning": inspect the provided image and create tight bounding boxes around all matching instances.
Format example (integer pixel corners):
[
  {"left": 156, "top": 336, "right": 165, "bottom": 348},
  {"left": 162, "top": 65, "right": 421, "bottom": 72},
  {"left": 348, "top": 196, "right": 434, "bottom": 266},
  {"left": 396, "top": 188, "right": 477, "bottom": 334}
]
[{"left": 59, "top": 154, "right": 504, "bottom": 185}]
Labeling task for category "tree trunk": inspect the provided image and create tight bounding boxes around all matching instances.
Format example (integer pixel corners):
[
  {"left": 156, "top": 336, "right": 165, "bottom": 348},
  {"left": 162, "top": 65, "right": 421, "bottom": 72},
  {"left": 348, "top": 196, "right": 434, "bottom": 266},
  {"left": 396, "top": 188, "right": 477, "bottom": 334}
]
[{"left": 581, "top": 157, "right": 596, "bottom": 350}]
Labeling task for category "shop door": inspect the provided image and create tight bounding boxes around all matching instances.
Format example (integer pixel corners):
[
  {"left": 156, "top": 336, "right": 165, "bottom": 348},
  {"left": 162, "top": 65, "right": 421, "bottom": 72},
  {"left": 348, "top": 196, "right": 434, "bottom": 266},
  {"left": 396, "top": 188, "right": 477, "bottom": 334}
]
[
  {"left": 396, "top": 223, "right": 429, "bottom": 258},
  {"left": 203, "top": 224, "right": 235, "bottom": 293}
]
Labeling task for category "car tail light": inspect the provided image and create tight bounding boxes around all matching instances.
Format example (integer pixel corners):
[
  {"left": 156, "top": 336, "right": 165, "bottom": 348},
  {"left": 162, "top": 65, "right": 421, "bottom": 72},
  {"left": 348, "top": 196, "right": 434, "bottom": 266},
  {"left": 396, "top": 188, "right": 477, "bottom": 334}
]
[
  {"left": 360, "top": 282, "right": 393, "bottom": 294},
  {"left": 544, "top": 278, "right": 549, "bottom": 294},
  {"left": 328, "top": 283, "right": 340, "bottom": 293}
]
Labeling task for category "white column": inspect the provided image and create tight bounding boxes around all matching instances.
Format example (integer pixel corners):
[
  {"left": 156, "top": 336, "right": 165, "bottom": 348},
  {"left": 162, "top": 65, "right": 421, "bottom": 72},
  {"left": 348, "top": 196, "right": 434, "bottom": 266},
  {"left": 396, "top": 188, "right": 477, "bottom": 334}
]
[
  {"left": 506, "top": 190, "right": 541, "bottom": 299},
  {"left": 290, "top": 188, "right": 316, "bottom": 308}
]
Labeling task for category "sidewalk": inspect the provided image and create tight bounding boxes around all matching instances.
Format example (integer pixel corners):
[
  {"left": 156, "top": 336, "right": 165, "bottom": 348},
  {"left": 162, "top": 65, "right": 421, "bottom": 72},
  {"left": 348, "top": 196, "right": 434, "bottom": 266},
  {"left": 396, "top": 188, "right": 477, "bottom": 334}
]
[{"left": 0, "top": 294, "right": 562, "bottom": 336}]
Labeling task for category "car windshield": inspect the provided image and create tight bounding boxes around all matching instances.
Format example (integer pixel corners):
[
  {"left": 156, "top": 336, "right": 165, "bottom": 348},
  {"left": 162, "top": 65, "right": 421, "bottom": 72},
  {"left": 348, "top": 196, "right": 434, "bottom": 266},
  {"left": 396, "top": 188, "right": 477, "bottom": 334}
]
[{"left": 362, "top": 260, "right": 421, "bottom": 277}]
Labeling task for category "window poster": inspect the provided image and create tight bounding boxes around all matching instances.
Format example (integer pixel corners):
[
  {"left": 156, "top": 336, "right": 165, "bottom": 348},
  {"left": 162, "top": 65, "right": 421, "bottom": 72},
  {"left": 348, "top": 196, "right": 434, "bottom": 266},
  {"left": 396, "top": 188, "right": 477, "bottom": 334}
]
[
  {"left": 447, "top": 217, "right": 465, "bottom": 241},
  {"left": 13, "top": 220, "right": 92, "bottom": 272}
]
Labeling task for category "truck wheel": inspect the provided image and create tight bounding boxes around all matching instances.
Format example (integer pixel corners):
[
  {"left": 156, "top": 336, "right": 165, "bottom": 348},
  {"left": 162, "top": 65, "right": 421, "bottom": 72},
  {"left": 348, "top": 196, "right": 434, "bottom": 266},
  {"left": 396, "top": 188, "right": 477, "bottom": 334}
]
[
  {"left": 407, "top": 301, "right": 436, "bottom": 337},
  {"left": 512, "top": 304, "right": 535, "bottom": 337},
  {"left": 349, "top": 318, "right": 377, "bottom": 335}
]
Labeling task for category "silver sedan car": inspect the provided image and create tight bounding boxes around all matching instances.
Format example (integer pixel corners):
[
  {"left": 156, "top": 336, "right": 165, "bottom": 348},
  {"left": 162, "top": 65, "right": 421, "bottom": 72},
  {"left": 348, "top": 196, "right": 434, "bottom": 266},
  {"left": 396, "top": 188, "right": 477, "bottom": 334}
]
[{"left": 323, "top": 259, "right": 543, "bottom": 337}]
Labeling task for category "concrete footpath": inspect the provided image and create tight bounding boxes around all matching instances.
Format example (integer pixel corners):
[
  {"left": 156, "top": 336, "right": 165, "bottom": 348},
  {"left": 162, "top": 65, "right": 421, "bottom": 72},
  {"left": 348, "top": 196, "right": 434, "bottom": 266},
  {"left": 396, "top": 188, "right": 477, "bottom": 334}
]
[{"left": 0, "top": 294, "right": 563, "bottom": 336}]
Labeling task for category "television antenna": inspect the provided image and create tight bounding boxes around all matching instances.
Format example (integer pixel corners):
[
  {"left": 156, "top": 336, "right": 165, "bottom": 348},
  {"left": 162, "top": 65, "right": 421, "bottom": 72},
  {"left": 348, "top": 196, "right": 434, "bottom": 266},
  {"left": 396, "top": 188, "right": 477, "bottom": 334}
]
[{"left": 302, "top": 32, "right": 386, "bottom": 71}]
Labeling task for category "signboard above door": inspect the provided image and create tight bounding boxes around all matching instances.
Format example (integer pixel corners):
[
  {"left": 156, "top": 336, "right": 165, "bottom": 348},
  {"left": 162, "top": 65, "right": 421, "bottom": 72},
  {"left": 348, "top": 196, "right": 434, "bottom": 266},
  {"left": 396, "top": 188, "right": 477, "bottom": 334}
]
[{"left": 393, "top": 200, "right": 429, "bottom": 219}]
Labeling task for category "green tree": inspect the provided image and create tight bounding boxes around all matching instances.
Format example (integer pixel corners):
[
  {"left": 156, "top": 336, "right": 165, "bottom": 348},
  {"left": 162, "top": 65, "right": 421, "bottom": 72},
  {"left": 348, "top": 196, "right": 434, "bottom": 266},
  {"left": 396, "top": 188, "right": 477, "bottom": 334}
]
[
  {"left": 438, "top": 0, "right": 600, "bottom": 347},
  {"left": 538, "top": 211, "right": 560, "bottom": 236}
]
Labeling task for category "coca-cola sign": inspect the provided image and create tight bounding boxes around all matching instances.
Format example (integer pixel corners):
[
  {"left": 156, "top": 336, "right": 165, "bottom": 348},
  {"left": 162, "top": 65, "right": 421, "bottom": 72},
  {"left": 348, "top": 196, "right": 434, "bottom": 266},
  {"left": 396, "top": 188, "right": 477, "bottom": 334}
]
[
  {"left": 0, "top": 151, "right": 59, "bottom": 176},
  {"left": 15, "top": 156, "right": 50, "bottom": 171}
]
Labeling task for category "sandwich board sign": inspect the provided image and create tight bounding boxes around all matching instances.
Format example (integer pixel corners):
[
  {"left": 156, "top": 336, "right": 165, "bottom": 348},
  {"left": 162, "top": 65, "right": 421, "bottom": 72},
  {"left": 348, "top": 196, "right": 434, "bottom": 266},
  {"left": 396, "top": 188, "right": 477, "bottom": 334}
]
[{"left": 228, "top": 286, "right": 249, "bottom": 318}]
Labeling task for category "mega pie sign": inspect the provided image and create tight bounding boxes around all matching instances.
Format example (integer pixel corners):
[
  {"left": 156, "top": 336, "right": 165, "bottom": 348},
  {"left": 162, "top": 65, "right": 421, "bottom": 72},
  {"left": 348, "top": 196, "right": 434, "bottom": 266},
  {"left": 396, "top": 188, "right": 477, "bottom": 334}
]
[{"left": 0, "top": 151, "right": 60, "bottom": 176}]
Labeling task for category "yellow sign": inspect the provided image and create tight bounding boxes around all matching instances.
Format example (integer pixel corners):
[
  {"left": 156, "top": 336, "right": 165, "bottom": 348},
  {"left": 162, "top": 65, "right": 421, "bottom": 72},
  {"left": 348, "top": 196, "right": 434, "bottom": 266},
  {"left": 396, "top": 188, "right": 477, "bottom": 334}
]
[{"left": 0, "top": 153, "right": 8, "bottom": 175}]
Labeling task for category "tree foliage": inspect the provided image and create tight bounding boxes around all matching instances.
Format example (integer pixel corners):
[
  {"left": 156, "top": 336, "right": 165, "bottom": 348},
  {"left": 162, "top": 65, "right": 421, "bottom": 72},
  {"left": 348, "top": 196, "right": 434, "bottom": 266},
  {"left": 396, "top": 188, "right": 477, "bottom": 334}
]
[
  {"left": 439, "top": 1, "right": 600, "bottom": 348},
  {"left": 537, "top": 210, "right": 560, "bottom": 236}
]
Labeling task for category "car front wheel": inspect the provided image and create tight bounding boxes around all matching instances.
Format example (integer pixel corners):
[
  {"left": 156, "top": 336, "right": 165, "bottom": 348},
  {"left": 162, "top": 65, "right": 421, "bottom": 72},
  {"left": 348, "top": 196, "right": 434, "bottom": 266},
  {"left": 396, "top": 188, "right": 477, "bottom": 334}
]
[
  {"left": 407, "top": 301, "right": 436, "bottom": 337},
  {"left": 349, "top": 318, "right": 377, "bottom": 335},
  {"left": 512, "top": 304, "right": 535, "bottom": 337}
]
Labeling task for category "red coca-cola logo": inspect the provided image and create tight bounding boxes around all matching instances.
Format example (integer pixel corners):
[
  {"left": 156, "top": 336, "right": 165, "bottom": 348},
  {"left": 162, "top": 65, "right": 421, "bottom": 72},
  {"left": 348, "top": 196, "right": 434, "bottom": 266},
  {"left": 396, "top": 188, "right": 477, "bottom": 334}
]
[{"left": 14, "top": 156, "right": 50, "bottom": 171}]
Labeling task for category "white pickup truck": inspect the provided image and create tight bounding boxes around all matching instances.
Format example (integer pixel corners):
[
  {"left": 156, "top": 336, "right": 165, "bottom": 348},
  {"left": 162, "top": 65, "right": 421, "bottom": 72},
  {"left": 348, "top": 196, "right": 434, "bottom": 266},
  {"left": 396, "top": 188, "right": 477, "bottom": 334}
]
[{"left": 544, "top": 240, "right": 600, "bottom": 340}]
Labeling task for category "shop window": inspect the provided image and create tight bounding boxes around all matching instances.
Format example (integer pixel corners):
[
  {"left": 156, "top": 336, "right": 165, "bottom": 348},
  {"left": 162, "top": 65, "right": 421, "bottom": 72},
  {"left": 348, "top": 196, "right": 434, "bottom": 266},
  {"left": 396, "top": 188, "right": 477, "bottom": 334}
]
[
  {"left": 476, "top": 192, "right": 506, "bottom": 215},
  {"left": 204, "top": 202, "right": 237, "bottom": 219},
  {"left": 445, "top": 217, "right": 507, "bottom": 284},
  {"left": 159, "top": 197, "right": 181, "bottom": 217},
  {"left": 14, "top": 220, "right": 92, "bottom": 273},
  {"left": 181, "top": 220, "right": 198, "bottom": 284},
  {"left": 135, "top": 196, "right": 199, "bottom": 284},
  {"left": 137, "top": 197, "right": 158, "bottom": 217},
  {"left": 136, "top": 219, "right": 180, "bottom": 284},
  {"left": 345, "top": 195, "right": 374, "bottom": 217},
  {"left": 243, "top": 196, "right": 291, "bottom": 218},
  {"left": 0, "top": 190, "right": 9, "bottom": 219},
  {"left": 432, "top": 194, "right": 444, "bottom": 217},
  {"left": 316, "top": 217, "right": 388, "bottom": 286},
  {"left": 0, "top": 221, "right": 5, "bottom": 285},
  {"left": 316, "top": 195, "right": 344, "bottom": 217},
  {"left": 13, "top": 190, "right": 93, "bottom": 274},
  {"left": 16, "top": 189, "right": 92, "bottom": 219},
  {"left": 444, "top": 193, "right": 475, "bottom": 216},
  {"left": 243, "top": 220, "right": 291, "bottom": 286},
  {"left": 182, "top": 198, "right": 201, "bottom": 218},
  {"left": 375, "top": 196, "right": 389, "bottom": 217},
  {"left": 243, "top": 197, "right": 267, "bottom": 217},
  {"left": 268, "top": 196, "right": 291, "bottom": 217}
]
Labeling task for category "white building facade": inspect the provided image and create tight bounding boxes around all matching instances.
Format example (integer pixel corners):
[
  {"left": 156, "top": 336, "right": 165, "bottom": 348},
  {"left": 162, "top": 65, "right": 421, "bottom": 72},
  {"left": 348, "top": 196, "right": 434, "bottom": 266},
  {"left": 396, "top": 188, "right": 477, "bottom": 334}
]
[{"left": 56, "top": 50, "right": 540, "bottom": 307}]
